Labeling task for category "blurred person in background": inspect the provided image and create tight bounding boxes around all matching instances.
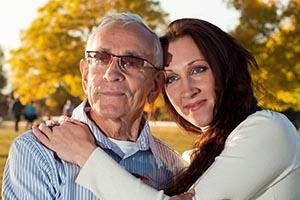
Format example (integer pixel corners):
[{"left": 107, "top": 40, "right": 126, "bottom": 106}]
[
  {"left": 62, "top": 99, "right": 74, "bottom": 117},
  {"left": 11, "top": 97, "right": 23, "bottom": 132},
  {"left": 23, "top": 100, "right": 38, "bottom": 129}
]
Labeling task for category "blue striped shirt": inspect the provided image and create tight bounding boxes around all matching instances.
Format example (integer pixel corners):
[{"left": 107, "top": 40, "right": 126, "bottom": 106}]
[{"left": 2, "top": 101, "right": 186, "bottom": 200}]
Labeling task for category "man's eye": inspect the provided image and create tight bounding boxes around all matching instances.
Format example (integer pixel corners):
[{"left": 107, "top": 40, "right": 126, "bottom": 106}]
[
  {"left": 165, "top": 75, "right": 178, "bottom": 84},
  {"left": 123, "top": 61, "right": 136, "bottom": 68},
  {"left": 95, "top": 53, "right": 111, "bottom": 64},
  {"left": 121, "top": 57, "right": 142, "bottom": 69},
  {"left": 191, "top": 65, "right": 207, "bottom": 74}
]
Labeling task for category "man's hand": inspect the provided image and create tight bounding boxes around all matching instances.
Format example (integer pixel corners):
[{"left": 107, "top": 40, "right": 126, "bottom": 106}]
[{"left": 32, "top": 118, "right": 97, "bottom": 167}]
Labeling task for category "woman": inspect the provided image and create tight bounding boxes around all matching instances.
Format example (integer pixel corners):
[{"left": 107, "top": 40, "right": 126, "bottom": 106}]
[{"left": 33, "top": 18, "right": 300, "bottom": 199}]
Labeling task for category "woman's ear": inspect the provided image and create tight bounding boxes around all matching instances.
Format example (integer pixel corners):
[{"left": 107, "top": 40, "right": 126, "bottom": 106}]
[
  {"left": 80, "top": 59, "right": 89, "bottom": 94},
  {"left": 147, "top": 71, "right": 165, "bottom": 104}
]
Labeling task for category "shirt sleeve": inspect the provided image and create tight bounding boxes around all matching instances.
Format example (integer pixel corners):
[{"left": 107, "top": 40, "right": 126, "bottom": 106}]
[
  {"left": 2, "top": 135, "right": 57, "bottom": 200},
  {"left": 76, "top": 148, "right": 170, "bottom": 200}
]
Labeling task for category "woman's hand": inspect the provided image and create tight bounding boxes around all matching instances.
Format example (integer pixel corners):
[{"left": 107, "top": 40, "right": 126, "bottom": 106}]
[
  {"left": 32, "top": 118, "right": 97, "bottom": 167},
  {"left": 169, "top": 189, "right": 195, "bottom": 200}
]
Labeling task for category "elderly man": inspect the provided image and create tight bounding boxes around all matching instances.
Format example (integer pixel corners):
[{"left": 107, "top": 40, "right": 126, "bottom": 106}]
[{"left": 2, "top": 13, "right": 186, "bottom": 199}]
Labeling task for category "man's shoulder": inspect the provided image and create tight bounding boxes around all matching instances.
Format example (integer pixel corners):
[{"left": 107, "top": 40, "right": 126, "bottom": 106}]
[
  {"left": 151, "top": 136, "right": 176, "bottom": 153},
  {"left": 151, "top": 136, "right": 188, "bottom": 170},
  {"left": 10, "top": 130, "right": 54, "bottom": 162},
  {"left": 13, "top": 130, "right": 41, "bottom": 148}
]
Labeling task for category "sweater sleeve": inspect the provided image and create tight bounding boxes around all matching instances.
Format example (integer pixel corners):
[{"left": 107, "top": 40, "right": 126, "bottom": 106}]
[
  {"left": 76, "top": 148, "right": 170, "bottom": 200},
  {"left": 192, "top": 110, "right": 297, "bottom": 199},
  {"left": 77, "top": 111, "right": 297, "bottom": 200}
]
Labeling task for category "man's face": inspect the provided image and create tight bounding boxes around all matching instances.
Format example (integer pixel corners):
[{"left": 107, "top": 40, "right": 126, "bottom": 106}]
[{"left": 80, "top": 22, "right": 162, "bottom": 121}]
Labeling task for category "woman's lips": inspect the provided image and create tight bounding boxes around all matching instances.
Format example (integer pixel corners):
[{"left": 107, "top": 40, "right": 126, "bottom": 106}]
[{"left": 184, "top": 100, "right": 206, "bottom": 111}]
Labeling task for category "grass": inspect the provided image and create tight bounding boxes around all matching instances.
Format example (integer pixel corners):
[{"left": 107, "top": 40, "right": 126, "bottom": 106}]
[
  {"left": 0, "top": 122, "right": 195, "bottom": 199},
  {"left": 0, "top": 127, "right": 22, "bottom": 199},
  {"left": 151, "top": 126, "right": 196, "bottom": 154}
]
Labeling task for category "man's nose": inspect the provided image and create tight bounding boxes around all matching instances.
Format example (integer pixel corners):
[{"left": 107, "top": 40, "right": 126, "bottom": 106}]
[{"left": 102, "top": 58, "right": 125, "bottom": 82}]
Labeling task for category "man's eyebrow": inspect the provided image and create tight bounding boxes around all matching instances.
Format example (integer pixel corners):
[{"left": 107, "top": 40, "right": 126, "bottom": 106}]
[
  {"left": 97, "top": 48, "right": 144, "bottom": 58},
  {"left": 123, "top": 50, "right": 145, "bottom": 59},
  {"left": 123, "top": 50, "right": 144, "bottom": 58},
  {"left": 96, "top": 47, "right": 110, "bottom": 53}
]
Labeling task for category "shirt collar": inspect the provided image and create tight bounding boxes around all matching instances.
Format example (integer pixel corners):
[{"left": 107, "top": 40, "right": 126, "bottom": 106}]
[{"left": 71, "top": 100, "right": 163, "bottom": 167}]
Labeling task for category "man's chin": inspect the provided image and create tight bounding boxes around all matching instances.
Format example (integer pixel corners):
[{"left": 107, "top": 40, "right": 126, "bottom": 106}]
[{"left": 98, "top": 110, "right": 128, "bottom": 120}]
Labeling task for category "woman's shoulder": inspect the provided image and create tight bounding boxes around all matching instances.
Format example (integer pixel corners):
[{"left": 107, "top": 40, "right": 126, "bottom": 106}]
[
  {"left": 227, "top": 109, "right": 299, "bottom": 148},
  {"left": 244, "top": 109, "right": 289, "bottom": 123},
  {"left": 235, "top": 110, "right": 296, "bottom": 135},
  {"left": 224, "top": 109, "right": 300, "bottom": 167}
]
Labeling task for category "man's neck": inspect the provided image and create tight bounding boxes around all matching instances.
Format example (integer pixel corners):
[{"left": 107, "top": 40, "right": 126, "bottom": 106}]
[{"left": 89, "top": 111, "right": 144, "bottom": 142}]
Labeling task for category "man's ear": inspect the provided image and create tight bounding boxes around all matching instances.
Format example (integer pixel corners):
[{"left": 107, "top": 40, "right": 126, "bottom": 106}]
[
  {"left": 147, "top": 71, "right": 165, "bottom": 104},
  {"left": 80, "top": 59, "right": 88, "bottom": 94}
]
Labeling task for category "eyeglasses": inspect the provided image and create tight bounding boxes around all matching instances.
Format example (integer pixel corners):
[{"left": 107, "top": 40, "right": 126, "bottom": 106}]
[{"left": 85, "top": 50, "right": 161, "bottom": 72}]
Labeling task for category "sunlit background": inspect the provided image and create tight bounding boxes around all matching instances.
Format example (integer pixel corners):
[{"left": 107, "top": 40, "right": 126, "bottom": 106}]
[
  {"left": 0, "top": 0, "right": 299, "bottom": 123},
  {"left": 0, "top": 1, "right": 299, "bottom": 197}
]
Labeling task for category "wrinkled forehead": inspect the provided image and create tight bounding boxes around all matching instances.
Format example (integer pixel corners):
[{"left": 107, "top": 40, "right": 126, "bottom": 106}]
[{"left": 86, "top": 22, "right": 156, "bottom": 59}]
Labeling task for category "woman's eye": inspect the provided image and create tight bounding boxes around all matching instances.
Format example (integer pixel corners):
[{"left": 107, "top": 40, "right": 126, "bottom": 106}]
[
  {"left": 165, "top": 75, "right": 178, "bottom": 84},
  {"left": 191, "top": 65, "right": 207, "bottom": 74}
]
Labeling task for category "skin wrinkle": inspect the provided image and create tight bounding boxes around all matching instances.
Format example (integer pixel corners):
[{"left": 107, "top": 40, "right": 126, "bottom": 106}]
[
  {"left": 82, "top": 21, "right": 160, "bottom": 141},
  {"left": 88, "top": 23, "right": 156, "bottom": 65}
]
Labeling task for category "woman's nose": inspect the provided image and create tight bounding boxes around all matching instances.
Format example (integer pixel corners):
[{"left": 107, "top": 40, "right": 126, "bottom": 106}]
[{"left": 181, "top": 79, "right": 200, "bottom": 99}]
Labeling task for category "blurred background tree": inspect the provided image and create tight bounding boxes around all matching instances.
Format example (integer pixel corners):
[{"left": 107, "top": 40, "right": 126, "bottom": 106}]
[
  {"left": 227, "top": 0, "right": 300, "bottom": 111},
  {"left": 7, "top": 0, "right": 300, "bottom": 118},
  {"left": 0, "top": 47, "right": 6, "bottom": 93},
  {"left": 8, "top": 0, "right": 168, "bottom": 115},
  {"left": 0, "top": 46, "right": 9, "bottom": 117}
]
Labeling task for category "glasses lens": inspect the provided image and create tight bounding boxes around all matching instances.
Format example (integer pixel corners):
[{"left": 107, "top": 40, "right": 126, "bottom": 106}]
[
  {"left": 94, "top": 51, "right": 111, "bottom": 65},
  {"left": 86, "top": 51, "right": 111, "bottom": 66},
  {"left": 120, "top": 56, "right": 144, "bottom": 69},
  {"left": 86, "top": 51, "right": 157, "bottom": 71}
]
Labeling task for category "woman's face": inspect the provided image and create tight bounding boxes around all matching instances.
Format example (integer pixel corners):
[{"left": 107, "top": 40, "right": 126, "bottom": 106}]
[{"left": 164, "top": 36, "right": 216, "bottom": 128}]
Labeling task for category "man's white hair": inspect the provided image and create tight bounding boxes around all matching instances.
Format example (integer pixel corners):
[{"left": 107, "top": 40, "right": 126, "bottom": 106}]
[{"left": 86, "top": 13, "right": 163, "bottom": 69}]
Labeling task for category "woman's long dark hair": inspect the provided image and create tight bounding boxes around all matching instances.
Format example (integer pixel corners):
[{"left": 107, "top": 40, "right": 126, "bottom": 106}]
[{"left": 161, "top": 19, "right": 261, "bottom": 195}]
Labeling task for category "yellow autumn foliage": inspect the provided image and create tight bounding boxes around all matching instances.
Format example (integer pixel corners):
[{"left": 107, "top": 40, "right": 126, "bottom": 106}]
[{"left": 8, "top": 0, "right": 168, "bottom": 114}]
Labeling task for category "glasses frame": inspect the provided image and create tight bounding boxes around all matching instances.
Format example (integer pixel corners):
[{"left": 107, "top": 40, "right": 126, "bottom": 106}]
[{"left": 85, "top": 50, "right": 161, "bottom": 71}]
